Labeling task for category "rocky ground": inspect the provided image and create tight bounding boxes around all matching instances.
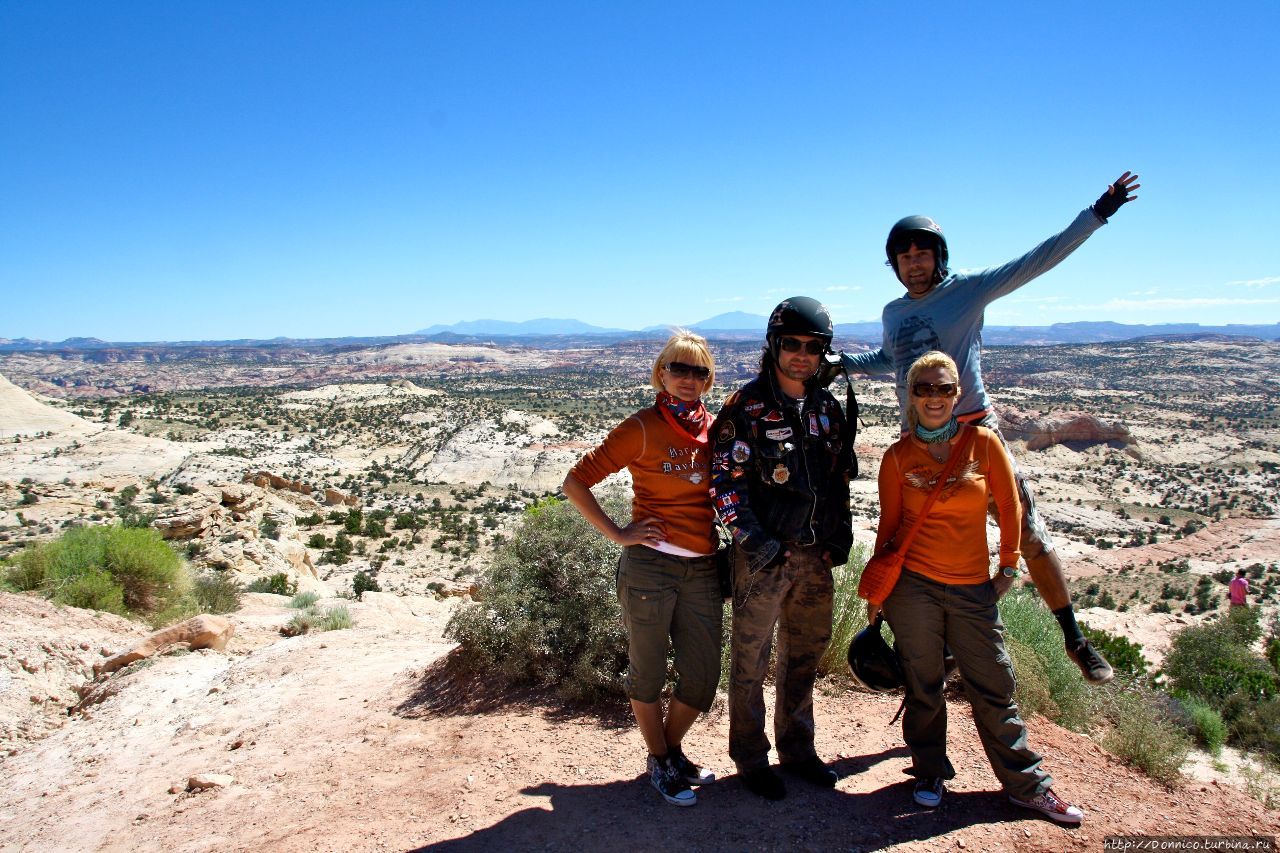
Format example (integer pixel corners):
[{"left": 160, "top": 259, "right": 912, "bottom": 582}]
[{"left": 1, "top": 589, "right": 1277, "bottom": 853}]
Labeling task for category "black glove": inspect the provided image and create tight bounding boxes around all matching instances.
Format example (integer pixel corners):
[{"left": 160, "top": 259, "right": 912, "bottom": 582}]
[
  {"left": 1092, "top": 172, "right": 1138, "bottom": 220},
  {"left": 813, "top": 352, "right": 845, "bottom": 389}
]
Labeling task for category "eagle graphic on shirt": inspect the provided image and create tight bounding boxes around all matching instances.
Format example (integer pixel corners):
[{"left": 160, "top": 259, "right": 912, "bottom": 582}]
[{"left": 904, "top": 460, "right": 981, "bottom": 502}]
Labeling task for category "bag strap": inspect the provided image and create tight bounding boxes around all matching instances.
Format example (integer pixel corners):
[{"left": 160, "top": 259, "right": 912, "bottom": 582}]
[{"left": 885, "top": 424, "right": 977, "bottom": 559}]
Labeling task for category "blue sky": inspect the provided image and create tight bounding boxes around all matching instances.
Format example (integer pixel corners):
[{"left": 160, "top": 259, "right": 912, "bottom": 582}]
[{"left": 3, "top": 1, "right": 1278, "bottom": 341}]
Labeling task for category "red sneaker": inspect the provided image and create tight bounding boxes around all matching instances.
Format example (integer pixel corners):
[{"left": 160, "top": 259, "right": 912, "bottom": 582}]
[{"left": 1009, "top": 788, "right": 1084, "bottom": 824}]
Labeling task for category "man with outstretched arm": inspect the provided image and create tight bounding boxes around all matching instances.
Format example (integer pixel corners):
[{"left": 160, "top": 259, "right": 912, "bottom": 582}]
[
  {"left": 838, "top": 172, "right": 1140, "bottom": 684},
  {"left": 710, "top": 296, "right": 855, "bottom": 800}
]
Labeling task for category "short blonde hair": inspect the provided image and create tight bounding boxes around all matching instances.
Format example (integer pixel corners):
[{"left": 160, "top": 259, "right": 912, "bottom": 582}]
[
  {"left": 651, "top": 329, "right": 715, "bottom": 393},
  {"left": 905, "top": 350, "right": 959, "bottom": 429}
]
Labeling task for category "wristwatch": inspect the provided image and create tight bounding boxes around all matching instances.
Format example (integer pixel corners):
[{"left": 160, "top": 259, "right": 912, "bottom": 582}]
[{"left": 999, "top": 565, "right": 1021, "bottom": 579}]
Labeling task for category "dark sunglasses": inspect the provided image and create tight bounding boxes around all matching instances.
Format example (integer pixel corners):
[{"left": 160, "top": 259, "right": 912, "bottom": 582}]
[
  {"left": 666, "top": 361, "right": 711, "bottom": 380},
  {"left": 779, "top": 337, "right": 826, "bottom": 356},
  {"left": 911, "top": 382, "right": 958, "bottom": 398}
]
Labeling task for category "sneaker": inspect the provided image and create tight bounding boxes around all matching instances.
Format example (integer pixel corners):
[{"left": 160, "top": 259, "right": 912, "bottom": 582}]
[
  {"left": 780, "top": 756, "right": 838, "bottom": 788},
  {"left": 647, "top": 754, "right": 696, "bottom": 807},
  {"left": 741, "top": 766, "right": 787, "bottom": 801},
  {"left": 668, "top": 745, "right": 716, "bottom": 786},
  {"left": 1009, "top": 788, "right": 1084, "bottom": 825},
  {"left": 913, "top": 776, "right": 944, "bottom": 808},
  {"left": 1067, "top": 639, "right": 1114, "bottom": 684}
]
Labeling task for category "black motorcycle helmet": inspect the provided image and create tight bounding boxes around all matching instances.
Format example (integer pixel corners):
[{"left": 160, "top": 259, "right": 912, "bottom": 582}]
[
  {"left": 847, "top": 615, "right": 905, "bottom": 693},
  {"left": 885, "top": 215, "right": 949, "bottom": 285},
  {"left": 766, "top": 296, "right": 833, "bottom": 361}
]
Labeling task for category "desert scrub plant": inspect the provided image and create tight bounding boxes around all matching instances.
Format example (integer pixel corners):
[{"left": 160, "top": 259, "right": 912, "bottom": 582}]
[
  {"left": 445, "top": 492, "right": 629, "bottom": 701},
  {"left": 1080, "top": 624, "right": 1148, "bottom": 681},
  {"left": 1099, "top": 686, "right": 1191, "bottom": 786},
  {"left": 352, "top": 570, "right": 380, "bottom": 598},
  {"left": 1177, "top": 694, "right": 1227, "bottom": 754},
  {"left": 998, "top": 588, "right": 1091, "bottom": 731},
  {"left": 818, "top": 542, "right": 870, "bottom": 676},
  {"left": 1164, "top": 607, "right": 1277, "bottom": 704},
  {"left": 4, "top": 524, "right": 191, "bottom": 617},
  {"left": 246, "top": 572, "right": 298, "bottom": 596},
  {"left": 290, "top": 590, "right": 320, "bottom": 608},
  {"left": 281, "top": 604, "right": 351, "bottom": 636}
]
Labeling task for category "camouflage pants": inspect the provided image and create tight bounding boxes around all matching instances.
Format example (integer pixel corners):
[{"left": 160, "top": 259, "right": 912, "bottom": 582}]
[{"left": 728, "top": 543, "right": 833, "bottom": 772}]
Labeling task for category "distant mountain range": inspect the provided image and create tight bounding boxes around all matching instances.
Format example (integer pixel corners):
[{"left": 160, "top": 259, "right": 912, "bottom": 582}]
[{"left": 3, "top": 315, "right": 1279, "bottom": 353}]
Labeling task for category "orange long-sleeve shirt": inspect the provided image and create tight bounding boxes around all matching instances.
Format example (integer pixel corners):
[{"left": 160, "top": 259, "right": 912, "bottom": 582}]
[
  {"left": 875, "top": 425, "right": 1020, "bottom": 586},
  {"left": 568, "top": 407, "right": 716, "bottom": 555}
]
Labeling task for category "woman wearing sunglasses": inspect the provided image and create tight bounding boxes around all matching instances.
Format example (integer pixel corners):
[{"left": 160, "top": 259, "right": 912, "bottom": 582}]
[
  {"left": 563, "top": 330, "right": 721, "bottom": 807},
  {"left": 871, "top": 350, "right": 1084, "bottom": 824}
]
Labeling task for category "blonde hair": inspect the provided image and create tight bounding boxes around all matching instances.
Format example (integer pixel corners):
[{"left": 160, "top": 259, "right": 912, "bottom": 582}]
[
  {"left": 905, "top": 350, "right": 959, "bottom": 429},
  {"left": 651, "top": 329, "right": 715, "bottom": 393}
]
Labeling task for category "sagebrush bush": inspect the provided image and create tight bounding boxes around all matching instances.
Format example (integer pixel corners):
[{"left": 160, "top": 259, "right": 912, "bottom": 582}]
[
  {"left": 818, "top": 542, "right": 870, "bottom": 676},
  {"left": 1005, "top": 636, "right": 1058, "bottom": 719},
  {"left": 290, "top": 591, "right": 321, "bottom": 609},
  {"left": 445, "top": 493, "right": 629, "bottom": 701},
  {"left": 352, "top": 570, "right": 380, "bottom": 598},
  {"left": 1164, "top": 613, "right": 1279, "bottom": 704},
  {"left": 1100, "top": 687, "right": 1191, "bottom": 786},
  {"left": 998, "top": 588, "right": 1091, "bottom": 731},
  {"left": 1081, "top": 624, "right": 1148, "bottom": 680},
  {"left": 54, "top": 567, "right": 127, "bottom": 614},
  {"left": 102, "top": 526, "right": 188, "bottom": 612},
  {"left": 192, "top": 571, "right": 243, "bottom": 614},
  {"left": 1178, "top": 694, "right": 1227, "bottom": 754},
  {"left": 246, "top": 572, "right": 298, "bottom": 596},
  {"left": 281, "top": 604, "right": 351, "bottom": 636},
  {"left": 5, "top": 524, "right": 191, "bottom": 618}
]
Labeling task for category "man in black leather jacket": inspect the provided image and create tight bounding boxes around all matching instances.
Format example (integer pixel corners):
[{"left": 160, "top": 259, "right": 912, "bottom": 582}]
[{"left": 710, "top": 296, "right": 854, "bottom": 800}]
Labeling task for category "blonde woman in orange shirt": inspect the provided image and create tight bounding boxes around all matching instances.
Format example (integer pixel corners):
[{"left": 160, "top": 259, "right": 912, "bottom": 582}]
[
  {"left": 563, "top": 330, "right": 721, "bottom": 807},
  {"left": 873, "top": 350, "right": 1084, "bottom": 825}
]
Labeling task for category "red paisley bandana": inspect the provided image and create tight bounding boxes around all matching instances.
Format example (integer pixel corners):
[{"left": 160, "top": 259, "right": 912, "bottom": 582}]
[{"left": 655, "top": 391, "right": 709, "bottom": 446}]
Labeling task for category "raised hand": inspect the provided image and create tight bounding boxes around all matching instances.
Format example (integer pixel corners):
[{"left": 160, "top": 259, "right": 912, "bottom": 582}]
[{"left": 1093, "top": 171, "right": 1140, "bottom": 220}]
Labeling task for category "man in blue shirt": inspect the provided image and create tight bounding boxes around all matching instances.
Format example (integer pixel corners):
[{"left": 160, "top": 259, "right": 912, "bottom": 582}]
[{"left": 841, "top": 172, "right": 1140, "bottom": 684}]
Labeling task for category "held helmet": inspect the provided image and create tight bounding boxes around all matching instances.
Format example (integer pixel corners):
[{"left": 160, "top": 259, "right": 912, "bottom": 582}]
[
  {"left": 766, "top": 296, "right": 833, "bottom": 359},
  {"left": 847, "top": 615, "right": 905, "bottom": 692},
  {"left": 885, "top": 215, "right": 949, "bottom": 284}
]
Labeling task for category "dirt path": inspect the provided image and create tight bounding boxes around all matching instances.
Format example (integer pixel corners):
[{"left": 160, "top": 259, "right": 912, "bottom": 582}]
[{"left": 1, "top": 590, "right": 1276, "bottom": 852}]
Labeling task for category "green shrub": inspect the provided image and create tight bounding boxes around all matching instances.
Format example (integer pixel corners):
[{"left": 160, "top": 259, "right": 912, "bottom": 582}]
[
  {"left": 352, "top": 570, "right": 381, "bottom": 598},
  {"left": 1081, "top": 624, "right": 1148, "bottom": 680},
  {"left": 281, "top": 604, "right": 351, "bottom": 636},
  {"left": 1100, "top": 687, "right": 1190, "bottom": 786},
  {"left": 192, "top": 571, "right": 243, "bottom": 614},
  {"left": 306, "top": 533, "right": 328, "bottom": 549},
  {"left": 818, "top": 542, "right": 869, "bottom": 676},
  {"left": 5, "top": 544, "right": 53, "bottom": 591},
  {"left": 1006, "top": 636, "right": 1057, "bottom": 719},
  {"left": 102, "top": 526, "right": 188, "bottom": 612},
  {"left": 998, "top": 588, "right": 1091, "bottom": 731},
  {"left": 1164, "top": 617, "right": 1279, "bottom": 704},
  {"left": 246, "top": 572, "right": 298, "bottom": 596},
  {"left": 318, "top": 604, "right": 351, "bottom": 631},
  {"left": 6, "top": 525, "right": 192, "bottom": 618},
  {"left": 52, "top": 567, "right": 126, "bottom": 614},
  {"left": 1267, "top": 637, "right": 1280, "bottom": 675},
  {"left": 1178, "top": 694, "right": 1227, "bottom": 754},
  {"left": 290, "top": 590, "right": 320, "bottom": 609},
  {"left": 1222, "top": 694, "right": 1280, "bottom": 762},
  {"left": 446, "top": 494, "right": 628, "bottom": 701}
]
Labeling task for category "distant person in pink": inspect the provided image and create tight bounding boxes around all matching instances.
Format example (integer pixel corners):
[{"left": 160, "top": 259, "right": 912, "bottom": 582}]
[{"left": 1229, "top": 569, "right": 1250, "bottom": 608}]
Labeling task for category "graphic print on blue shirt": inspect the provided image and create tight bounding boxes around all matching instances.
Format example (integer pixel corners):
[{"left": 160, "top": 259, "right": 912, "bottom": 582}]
[{"left": 891, "top": 314, "right": 942, "bottom": 384}]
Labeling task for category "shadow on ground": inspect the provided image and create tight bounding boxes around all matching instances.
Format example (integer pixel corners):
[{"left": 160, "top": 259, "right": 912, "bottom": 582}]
[
  {"left": 412, "top": 772, "right": 1058, "bottom": 852},
  {"left": 394, "top": 649, "right": 633, "bottom": 728}
]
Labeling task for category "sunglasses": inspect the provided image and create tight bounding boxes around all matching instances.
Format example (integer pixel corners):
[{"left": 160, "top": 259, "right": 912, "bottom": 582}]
[
  {"left": 779, "top": 337, "right": 826, "bottom": 356},
  {"left": 666, "top": 361, "right": 711, "bottom": 380},
  {"left": 911, "top": 382, "right": 958, "bottom": 398}
]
